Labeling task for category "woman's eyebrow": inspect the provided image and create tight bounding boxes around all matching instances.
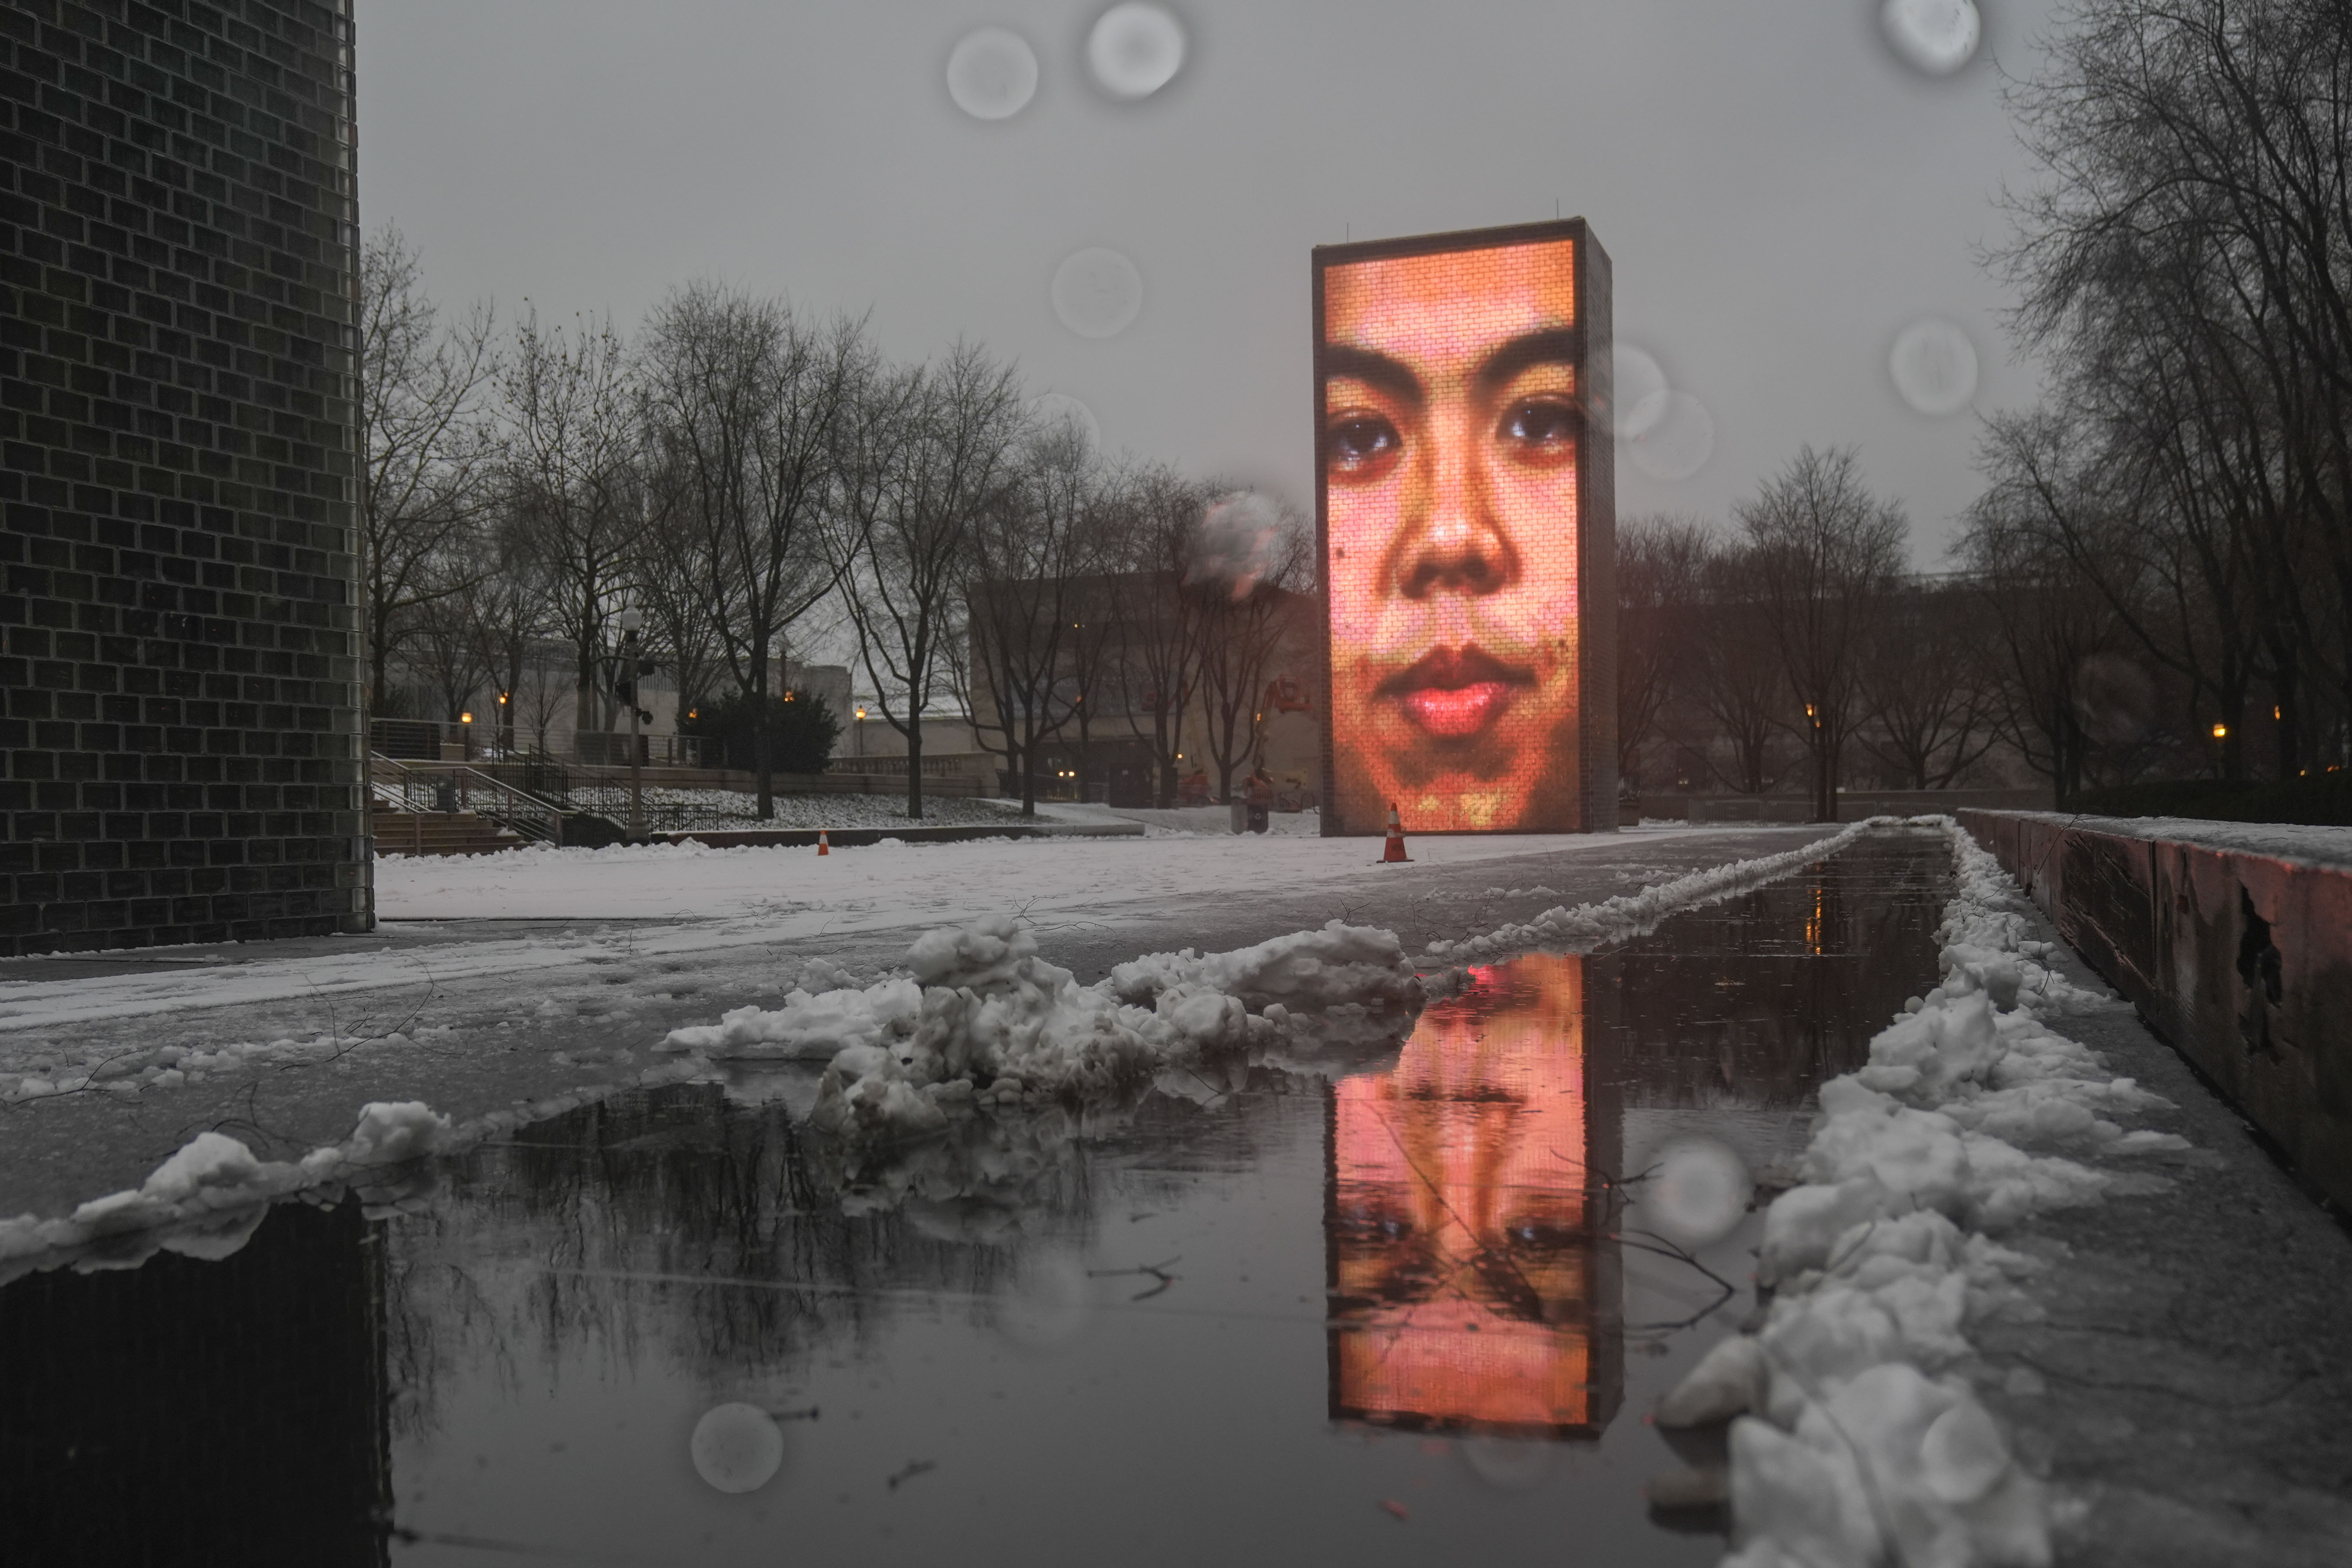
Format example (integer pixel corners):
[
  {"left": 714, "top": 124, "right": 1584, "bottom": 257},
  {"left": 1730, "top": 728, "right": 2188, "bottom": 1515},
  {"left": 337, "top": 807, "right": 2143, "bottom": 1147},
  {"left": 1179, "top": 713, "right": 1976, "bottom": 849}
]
[
  {"left": 1321, "top": 342, "right": 1422, "bottom": 406},
  {"left": 1473, "top": 327, "right": 1581, "bottom": 394}
]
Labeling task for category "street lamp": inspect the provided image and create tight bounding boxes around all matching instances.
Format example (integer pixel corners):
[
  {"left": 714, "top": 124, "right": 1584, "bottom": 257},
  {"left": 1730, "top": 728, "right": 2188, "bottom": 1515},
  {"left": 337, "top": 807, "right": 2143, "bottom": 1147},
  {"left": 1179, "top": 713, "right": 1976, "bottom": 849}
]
[
  {"left": 460, "top": 709, "right": 473, "bottom": 763},
  {"left": 2212, "top": 721, "right": 2229, "bottom": 740},
  {"left": 854, "top": 704, "right": 867, "bottom": 759},
  {"left": 620, "top": 607, "right": 646, "bottom": 839}
]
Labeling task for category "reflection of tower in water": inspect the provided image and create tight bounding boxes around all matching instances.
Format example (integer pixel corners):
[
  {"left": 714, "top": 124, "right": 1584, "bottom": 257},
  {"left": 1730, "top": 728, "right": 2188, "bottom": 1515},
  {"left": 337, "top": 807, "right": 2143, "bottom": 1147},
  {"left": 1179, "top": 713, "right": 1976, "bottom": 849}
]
[
  {"left": 1325, "top": 952, "right": 1623, "bottom": 1436},
  {"left": 0, "top": 1199, "right": 393, "bottom": 1565}
]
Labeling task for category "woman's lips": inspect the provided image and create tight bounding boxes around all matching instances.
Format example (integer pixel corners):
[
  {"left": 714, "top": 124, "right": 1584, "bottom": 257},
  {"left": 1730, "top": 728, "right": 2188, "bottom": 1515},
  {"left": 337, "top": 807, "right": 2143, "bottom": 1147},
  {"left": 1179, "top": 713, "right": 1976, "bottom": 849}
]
[
  {"left": 1403, "top": 681, "right": 1512, "bottom": 737},
  {"left": 1378, "top": 646, "right": 1530, "bottom": 739}
]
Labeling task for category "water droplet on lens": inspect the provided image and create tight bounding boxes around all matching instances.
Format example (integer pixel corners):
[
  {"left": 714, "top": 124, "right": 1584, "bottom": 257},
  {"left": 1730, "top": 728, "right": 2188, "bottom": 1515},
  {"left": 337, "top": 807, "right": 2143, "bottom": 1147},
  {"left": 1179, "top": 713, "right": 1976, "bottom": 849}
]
[
  {"left": 947, "top": 27, "right": 1039, "bottom": 121},
  {"left": 1647, "top": 1137, "right": 1751, "bottom": 1246},
  {"left": 1087, "top": 3, "right": 1186, "bottom": 99},
  {"left": 1627, "top": 392, "right": 1714, "bottom": 481},
  {"left": 1462, "top": 1432, "right": 1556, "bottom": 1490},
  {"left": 2072, "top": 652, "right": 2156, "bottom": 744},
  {"left": 1052, "top": 247, "right": 1145, "bottom": 338},
  {"left": 997, "top": 1251, "right": 1093, "bottom": 1348},
  {"left": 690, "top": 1403, "right": 784, "bottom": 1494},
  {"left": 1031, "top": 392, "right": 1101, "bottom": 453},
  {"left": 1613, "top": 344, "right": 1669, "bottom": 441},
  {"left": 1889, "top": 317, "right": 1978, "bottom": 415},
  {"left": 1882, "top": 0, "right": 1981, "bottom": 76}
]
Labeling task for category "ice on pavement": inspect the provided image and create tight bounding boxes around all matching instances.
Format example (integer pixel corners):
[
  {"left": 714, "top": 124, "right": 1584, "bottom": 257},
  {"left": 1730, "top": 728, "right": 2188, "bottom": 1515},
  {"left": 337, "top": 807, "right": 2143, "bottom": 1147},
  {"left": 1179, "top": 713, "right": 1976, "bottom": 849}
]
[
  {"left": 663, "top": 915, "right": 1422, "bottom": 1136},
  {"left": 1645, "top": 819, "right": 2190, "bottom": 1568}
]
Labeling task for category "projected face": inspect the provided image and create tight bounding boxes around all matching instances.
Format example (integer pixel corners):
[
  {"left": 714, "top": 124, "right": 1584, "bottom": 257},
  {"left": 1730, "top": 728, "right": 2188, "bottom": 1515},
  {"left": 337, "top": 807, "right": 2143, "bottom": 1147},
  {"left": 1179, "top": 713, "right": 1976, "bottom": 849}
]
[
  {"left": 1328, "top": 954, "right": 1599, "bottom": 1432},
  {"left": 1321, "top": 236, "right": 1582, "bottom": 833}
]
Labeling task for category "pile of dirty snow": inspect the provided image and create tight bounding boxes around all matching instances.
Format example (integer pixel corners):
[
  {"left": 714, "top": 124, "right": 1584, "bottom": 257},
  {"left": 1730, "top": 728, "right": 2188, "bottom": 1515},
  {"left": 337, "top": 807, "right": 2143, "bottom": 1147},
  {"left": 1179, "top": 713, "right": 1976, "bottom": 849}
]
[
  {"left": 661, "top": 915, "right": 1422, "bottom": 1137},
  {"left": 1652, "top": 819, "right": 2188, "bottom": 1568}
]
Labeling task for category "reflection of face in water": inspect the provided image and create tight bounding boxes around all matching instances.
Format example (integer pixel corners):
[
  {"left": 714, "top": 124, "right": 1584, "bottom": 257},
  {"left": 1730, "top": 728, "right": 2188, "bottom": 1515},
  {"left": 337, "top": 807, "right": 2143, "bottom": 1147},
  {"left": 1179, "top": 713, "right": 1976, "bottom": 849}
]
[
  {"left": 1327, "top": 953, "right": 1612, "bottom": 1433},
  {"left": 1321, "top": 235, "right": 1583, "bottom": 833}
]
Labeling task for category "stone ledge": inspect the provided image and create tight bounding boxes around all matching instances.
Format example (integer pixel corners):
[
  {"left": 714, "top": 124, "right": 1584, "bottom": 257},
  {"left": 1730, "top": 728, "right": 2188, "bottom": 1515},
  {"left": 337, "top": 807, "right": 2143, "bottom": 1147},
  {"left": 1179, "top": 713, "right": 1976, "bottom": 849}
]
[{"left": 1959, "top": 810, "right": 2352, "bottom": 1212}]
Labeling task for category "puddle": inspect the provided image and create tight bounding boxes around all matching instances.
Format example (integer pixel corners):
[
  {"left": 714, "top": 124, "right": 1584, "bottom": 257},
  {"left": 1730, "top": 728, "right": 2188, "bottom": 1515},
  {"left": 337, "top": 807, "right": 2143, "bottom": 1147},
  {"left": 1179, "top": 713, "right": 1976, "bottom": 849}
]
[{"left": 0, "top": 832, "right": 1950, "bottom": 1565}]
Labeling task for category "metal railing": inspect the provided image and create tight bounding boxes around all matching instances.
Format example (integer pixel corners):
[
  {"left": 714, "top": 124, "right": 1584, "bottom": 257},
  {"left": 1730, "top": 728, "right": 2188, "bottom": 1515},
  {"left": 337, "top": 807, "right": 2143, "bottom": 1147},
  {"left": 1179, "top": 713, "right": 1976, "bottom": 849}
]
[
  {"left": 368, "top": 719, "right": 704, "bottom": 770},
  {"left": 369, "top": 754, "right": 566, "bottom": 846}
]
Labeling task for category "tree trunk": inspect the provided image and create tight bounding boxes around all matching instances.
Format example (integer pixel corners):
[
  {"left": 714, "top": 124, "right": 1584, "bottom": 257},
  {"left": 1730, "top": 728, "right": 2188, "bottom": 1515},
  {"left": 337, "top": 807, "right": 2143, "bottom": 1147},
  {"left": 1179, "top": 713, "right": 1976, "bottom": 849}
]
[
  {"left": 905, "top": 721, "right": 926, "bottom": 821},
  {"left": 753, "top": 635, "right": 775, "bottom": 819}
]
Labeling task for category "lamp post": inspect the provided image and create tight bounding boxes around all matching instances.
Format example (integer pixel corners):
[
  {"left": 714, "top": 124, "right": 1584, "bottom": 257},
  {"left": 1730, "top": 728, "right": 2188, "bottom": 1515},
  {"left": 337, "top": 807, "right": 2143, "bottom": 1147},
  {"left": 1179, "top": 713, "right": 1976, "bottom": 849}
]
[
  {"left": 854, "top": 704, "right": 867, "bottom": 759},
  {"left": 460, "top": 709, "right": 473, "bottom": 764},
  {"left": 620, "top": 608, "right": 646, "bottom": 838}
]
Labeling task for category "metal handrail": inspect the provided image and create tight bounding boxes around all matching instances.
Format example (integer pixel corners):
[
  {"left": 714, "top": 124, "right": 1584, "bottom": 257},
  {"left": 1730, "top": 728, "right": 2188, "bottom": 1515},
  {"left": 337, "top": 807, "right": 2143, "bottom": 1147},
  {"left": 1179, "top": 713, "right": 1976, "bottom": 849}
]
[{"left": 369, "top": 753, "right": 564, "bottom": 846}]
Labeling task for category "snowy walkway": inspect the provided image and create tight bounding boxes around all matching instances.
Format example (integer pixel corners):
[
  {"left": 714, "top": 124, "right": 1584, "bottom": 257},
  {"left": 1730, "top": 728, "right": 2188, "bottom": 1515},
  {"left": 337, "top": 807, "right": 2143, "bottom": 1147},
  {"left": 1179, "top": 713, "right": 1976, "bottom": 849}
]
[{"left": 0, "top": 824, "right": 1824, "bottom": 1219}]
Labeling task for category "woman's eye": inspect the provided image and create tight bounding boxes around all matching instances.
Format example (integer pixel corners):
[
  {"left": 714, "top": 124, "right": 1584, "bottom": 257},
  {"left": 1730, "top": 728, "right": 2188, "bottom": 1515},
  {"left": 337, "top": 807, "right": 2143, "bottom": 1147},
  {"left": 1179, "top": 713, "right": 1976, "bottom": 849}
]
[
  {"left": 1502, "top": 398, "right": 1577, "bottom": 454},
  {"left": 1326, "top": 414, "right": 1401, "bottom": 474}
]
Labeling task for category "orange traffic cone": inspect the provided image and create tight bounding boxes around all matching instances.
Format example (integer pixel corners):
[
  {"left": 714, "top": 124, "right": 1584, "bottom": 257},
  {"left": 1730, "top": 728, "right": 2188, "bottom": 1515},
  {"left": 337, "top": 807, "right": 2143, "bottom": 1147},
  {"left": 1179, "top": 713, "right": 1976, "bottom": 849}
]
[
  {"left": 1380, "top": 804, "right": 1411, "bottom": 863},
  {"left": 816, "top": 829, "right": 830, "bottom": 856}
]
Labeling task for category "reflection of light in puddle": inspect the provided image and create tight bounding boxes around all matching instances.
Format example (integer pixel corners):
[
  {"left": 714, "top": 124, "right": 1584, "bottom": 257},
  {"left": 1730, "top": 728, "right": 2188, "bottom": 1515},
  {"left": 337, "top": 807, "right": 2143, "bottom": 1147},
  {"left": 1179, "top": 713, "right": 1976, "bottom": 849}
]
[
  {"left": 1327, "top": 954, "right": 1618, "bottom": 1437},
  {"left": 690, "top": 1403, "right": 784, "bottom": 1493}
]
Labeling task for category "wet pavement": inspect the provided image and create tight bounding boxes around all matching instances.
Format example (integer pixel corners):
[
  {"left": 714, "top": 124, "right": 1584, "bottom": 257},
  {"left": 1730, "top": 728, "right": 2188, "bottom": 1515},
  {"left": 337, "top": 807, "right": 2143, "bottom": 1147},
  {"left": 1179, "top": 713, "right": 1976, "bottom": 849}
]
[
  {"left": 0, "top": 824, "right": 1844, "bottom": 1221},
  {"left": 0, "top": 833, "right": 1955, "bottom": 1566}
]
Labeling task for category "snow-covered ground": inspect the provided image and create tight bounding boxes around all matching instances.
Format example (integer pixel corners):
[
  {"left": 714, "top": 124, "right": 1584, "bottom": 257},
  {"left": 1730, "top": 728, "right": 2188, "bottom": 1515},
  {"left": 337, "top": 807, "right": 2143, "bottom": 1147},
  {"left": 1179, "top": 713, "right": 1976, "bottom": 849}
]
[{"left": 374, "top": 820, "right": 1661, "bottom": 923}]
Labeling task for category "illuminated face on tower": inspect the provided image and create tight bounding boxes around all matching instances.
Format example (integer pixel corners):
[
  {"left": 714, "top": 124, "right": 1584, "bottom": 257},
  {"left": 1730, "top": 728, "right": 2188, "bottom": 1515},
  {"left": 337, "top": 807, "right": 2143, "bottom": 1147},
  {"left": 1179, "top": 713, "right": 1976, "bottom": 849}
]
[{"left": 1316, "top": 222, "right": 1611, "bottom": 835}]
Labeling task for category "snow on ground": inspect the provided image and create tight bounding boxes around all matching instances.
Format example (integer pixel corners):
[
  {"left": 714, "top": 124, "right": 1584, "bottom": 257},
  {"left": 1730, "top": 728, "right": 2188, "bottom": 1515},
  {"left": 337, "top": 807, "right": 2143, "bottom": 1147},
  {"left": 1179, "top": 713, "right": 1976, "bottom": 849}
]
[
  {"left": 1647, "top": 819, "right": 2192, "bottom": 1568},
  {"left": 2032, "top": 812, "right": 2352, "bottom": 868},
  {"left": 373, "top": 822, "right": 1666, "bottom": 923}
]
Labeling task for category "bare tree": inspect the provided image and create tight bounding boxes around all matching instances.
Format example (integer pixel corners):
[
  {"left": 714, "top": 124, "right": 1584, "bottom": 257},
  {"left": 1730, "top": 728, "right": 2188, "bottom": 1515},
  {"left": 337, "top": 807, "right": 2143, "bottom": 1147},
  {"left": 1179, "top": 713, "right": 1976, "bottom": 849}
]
[
  {"left": 1615, "top": 513, "right": 1714, "bottom": 794},
  {"left": 1692, "top": 550, "right": 1790, "bottom": 796},
  {"left": 833, "top": 344, "right": 1023, "bottom": 818},
  {"left": 356, "top": 224, "right": 495, "bottom": 717},
  {"left": 640, "top": 283, "right": 864, "bottom": 815},
  {"left": 1191, "top": 493, "right": 1314, "bottom": 804},
  {"left": 1960, "top": 422, "right": 2140, "bottom": 800},
  {"left": 1737, "top": 446, "right": 1908, "bottom": 821},
  {"left": 633, "top": 502, "right": 731, "bottom": 732},
  {"left": 963, "top": 418, "right": 1095, "bottom": 816},
  {"left": 408, "top": 578, "right": 486, "bottom": 722},
  {"left": 498, "top": 307, "right": 643, "bottom": 755},
  {"left": 464, "top": 529, "right": 553, "bottom": 756},
  {"left": 1854, "top": 577, "right": 1999, "bottom": 789},
  {"left": 1998, "top": 0, "right": 2352, "bottom": 776},
  {"left": 1111, "top": 465, "right": 1215, "bottom": 806}
]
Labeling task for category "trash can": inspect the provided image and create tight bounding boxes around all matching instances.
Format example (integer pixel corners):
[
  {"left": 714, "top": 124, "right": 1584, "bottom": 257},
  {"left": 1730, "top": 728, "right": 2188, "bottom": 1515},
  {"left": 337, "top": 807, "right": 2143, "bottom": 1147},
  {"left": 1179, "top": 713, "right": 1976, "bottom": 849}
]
[
  {"left": 1229, "top": 798, "right": 1247, "bottom": 835},
  {"left": 435, "top": 777, "right": 458, "bottom": 814}
]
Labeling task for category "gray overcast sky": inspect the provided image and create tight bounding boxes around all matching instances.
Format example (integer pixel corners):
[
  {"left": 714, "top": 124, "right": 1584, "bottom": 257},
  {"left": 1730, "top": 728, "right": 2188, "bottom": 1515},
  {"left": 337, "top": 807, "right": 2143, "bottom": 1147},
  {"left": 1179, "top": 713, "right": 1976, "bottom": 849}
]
[{"left": 357, "top": 0, "right": 2056, "bottom": 566}]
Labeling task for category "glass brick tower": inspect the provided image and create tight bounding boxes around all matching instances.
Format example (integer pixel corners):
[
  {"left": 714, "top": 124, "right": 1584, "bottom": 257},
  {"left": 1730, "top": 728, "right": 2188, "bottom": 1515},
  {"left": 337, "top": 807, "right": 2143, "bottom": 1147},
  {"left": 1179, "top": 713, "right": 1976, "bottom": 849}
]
[{"left": 1, "top": 0, "right": 369, "bottom": 956}]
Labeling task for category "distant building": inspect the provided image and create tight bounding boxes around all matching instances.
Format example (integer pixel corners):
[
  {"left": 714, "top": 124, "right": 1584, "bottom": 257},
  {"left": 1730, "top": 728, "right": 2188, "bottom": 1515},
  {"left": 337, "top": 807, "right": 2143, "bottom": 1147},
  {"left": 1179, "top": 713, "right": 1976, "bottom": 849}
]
[
  {"left": 966, "top": 571, "right": 1323, "bottom": 806},
  {"left": 2, "top": 3, "right": 368, "bottom": 955}
]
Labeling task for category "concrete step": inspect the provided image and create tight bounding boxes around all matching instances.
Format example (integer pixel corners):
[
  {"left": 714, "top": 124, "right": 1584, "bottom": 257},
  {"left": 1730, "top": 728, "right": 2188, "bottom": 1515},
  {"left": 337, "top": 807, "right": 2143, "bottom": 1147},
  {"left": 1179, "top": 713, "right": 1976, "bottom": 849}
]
[{"left": 372, "top": 811, "right": 526, "bottom": 857}]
